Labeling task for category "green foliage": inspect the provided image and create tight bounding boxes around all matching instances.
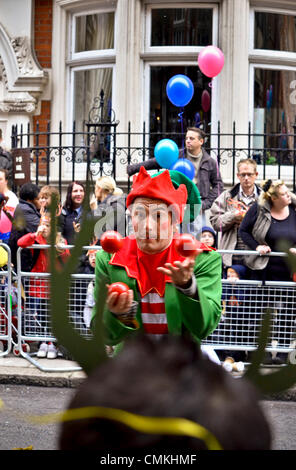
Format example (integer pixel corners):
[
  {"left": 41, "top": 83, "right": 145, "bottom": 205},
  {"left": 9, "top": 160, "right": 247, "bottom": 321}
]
[{"left": 48, "top": 186, "right": 108, "bottom": 375}]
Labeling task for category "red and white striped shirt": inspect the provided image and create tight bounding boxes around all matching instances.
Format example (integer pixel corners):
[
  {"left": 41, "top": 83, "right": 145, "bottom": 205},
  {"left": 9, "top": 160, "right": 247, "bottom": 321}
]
[{"left": 140, "top": 292, "right": 168, "bottom": 338}]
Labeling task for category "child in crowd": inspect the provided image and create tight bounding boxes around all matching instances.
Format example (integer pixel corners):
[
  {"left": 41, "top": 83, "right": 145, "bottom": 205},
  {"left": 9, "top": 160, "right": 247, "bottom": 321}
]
[
  {"left": 200, "top": 226, "right": 217, "bottom": 249},
  {"left": 17, "top": 214, "right": 70, "bottom": 359},
  {"left": 82, "top": 248, "right": 96, "bottom": 329},
  {"left": 217, "top": 264, "right": 248, "bottom": 363},
  {"left": 80, "top": 246, "right": 114, "bottom": 357},
  {"left": 39, "top": 185, "right": 62, "bottom": 217}
]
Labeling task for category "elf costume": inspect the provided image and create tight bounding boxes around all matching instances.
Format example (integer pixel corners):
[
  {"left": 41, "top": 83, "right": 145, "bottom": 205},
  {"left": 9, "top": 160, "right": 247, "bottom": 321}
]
[{"left": 91, "top": 167, "right": 222, "bottom": 346}]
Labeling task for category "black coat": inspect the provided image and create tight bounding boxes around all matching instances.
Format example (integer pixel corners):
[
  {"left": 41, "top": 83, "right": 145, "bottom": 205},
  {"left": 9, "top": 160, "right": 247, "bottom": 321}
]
[
  {"left": 8, "top": 199, "right": 41, "bottom": 271},
  {"left": 60, "top": 207, "right": 83, "bottom": 245},
  {"left": 126, "top": 149, "right": 224, "bottom": 210}
]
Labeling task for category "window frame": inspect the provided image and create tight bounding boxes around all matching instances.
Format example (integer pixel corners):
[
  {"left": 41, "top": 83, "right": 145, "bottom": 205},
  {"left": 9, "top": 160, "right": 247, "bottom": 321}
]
[
  {"left": 143, "top": 3, "right": 219, "bottom": 134},
  {"left": 68, "top": 63, "right": 115, "bottom": 127},
  {"left": 141, "top": 2, "right": 219, "bottom": 132},
  {"left": 67, "top": 6, "right": 116, "bottom": 126},
  {"left": 249, "top": 6, "right": 296, "bottom": 124},
  {"left": 144, "top": 3, "right": 219, "bottom": 56},
  {"left": 69, "top": 8, "right": 116, "bottom": 61},
  {"left": 249, "top": 62, "right": 296, "bottom": 123},
  {"left": 250, "top": 7, "right": 296, "bottom": 60}
]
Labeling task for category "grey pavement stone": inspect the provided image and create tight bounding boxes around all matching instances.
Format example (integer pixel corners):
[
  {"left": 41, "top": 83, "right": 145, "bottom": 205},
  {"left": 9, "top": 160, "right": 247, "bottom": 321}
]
[
  {"left": 0, "top": 354, "right": 86, "bottom": 387},
  {"left": 1, "top": 354, "right": 296, "bottom": 400}
]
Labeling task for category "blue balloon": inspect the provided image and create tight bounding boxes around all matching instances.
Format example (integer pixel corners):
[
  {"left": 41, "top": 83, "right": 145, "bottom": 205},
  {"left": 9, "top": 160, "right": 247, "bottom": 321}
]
[
  {"left": 166, "top": 75, "right": 194, "bottom": 107},
  {"left": 170, "top": 158, "right": 195, "bottom": 180},
  {"left": 154, "top": 139, "right": 179, "bottom": 169}
]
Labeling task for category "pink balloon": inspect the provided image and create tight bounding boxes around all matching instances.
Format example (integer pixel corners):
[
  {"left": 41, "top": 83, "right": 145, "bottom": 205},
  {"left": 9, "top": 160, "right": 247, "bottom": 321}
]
[
  {"left": 201, "top": 90, "right": 211, "bottom": 112},
  {"left": 198, "top": 46, "right": 224, "bottom": 78}
]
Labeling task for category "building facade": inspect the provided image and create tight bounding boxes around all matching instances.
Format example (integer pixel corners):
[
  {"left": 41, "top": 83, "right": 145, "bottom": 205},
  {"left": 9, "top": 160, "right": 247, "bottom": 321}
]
[{"left": 1, "top": 0, "right": 296, "bottom": 187}]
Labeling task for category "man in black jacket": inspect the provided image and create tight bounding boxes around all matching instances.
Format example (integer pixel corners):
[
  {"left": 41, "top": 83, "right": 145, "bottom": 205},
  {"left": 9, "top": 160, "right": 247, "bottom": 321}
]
[
  {"left": 127, "top": 127, "right": 223, "bottom": 226},
  {"left": 8, "top": 183, "right": 41, "bottom": 271}
]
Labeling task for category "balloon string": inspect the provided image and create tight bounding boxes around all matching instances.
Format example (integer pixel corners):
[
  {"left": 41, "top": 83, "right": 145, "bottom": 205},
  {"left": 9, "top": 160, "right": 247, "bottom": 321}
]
[{"left": 178, "top": 108, "right": 185, "bottom": 158}]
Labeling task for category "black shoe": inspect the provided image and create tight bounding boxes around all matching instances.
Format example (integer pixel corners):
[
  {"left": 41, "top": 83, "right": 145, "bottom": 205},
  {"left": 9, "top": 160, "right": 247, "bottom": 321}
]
[
  {"left": 248, "top": 351, "right": 273, "bottom": 365},
  {"left": 262, "top": 353, "right": 273, "bottom": 365},
  {"left": 272, "top": 353, "right": 287, "bottom": 365},
  {"left": 232, "top": 351, "right": 247, "bottom": 362}
]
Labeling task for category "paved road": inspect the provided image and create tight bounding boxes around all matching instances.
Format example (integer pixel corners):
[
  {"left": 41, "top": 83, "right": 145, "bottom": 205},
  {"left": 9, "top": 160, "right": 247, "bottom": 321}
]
[
  {"left": 0, "top": 384, "right": 75, "bottom": 450},
  {"left": 0, "top": 384, "right": 295, "bottom": 450}
]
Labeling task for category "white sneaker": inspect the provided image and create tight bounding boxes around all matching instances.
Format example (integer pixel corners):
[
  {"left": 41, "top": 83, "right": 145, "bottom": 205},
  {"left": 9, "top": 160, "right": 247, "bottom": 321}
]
[
  {"left": 37, "top": 342, "right": 48, "bottom": 358},
  {"left": 47, "top": 343, "right": 58, "bottom": 359}
]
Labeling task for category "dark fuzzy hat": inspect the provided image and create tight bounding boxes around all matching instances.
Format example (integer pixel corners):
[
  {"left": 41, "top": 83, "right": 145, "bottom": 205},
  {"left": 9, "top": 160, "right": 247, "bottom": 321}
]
[
  {"left": 228, "top": 264, "right": 247, "bottom": 279},
  {"left": 201, "top": 225, "right": 218, "bottom": 248}
]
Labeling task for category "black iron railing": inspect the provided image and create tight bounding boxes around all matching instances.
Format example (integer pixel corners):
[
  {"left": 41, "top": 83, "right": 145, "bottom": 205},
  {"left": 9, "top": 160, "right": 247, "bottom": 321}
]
[{"left": 11, "top": 92, "right": 296, "bottom": 193}]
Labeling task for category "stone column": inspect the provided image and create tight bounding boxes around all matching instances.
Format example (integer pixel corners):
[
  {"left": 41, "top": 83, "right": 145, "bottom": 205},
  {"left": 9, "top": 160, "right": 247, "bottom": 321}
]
[
  {"left": 0, "top": 0, "right": 48, "bottom": 147},
  {"left": 114, "top": 0, "right": 143, "bottom": 184},
  {"left": 218, "top": 0, "right": 250, "bottom": 183}
]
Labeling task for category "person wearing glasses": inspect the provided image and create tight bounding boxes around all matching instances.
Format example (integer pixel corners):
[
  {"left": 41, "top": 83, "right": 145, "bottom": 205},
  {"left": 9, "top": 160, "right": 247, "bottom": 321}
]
[{"left": 210, "top": 158, "right": 261, "bottom": 272}]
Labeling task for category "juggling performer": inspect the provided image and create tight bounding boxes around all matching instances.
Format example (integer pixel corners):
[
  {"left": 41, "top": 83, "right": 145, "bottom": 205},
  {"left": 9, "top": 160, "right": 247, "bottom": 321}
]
[{"left": 91, "top": 167, "right": 222, "bottom": 348}]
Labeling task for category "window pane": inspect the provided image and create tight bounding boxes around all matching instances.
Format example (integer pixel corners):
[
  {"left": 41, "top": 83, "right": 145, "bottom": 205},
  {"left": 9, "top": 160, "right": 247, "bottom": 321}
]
[
  {"left": 253, "top": 68, "right": 296, "bottom": 164},
  {"left": 75, "top": 13, "right": 114, "bottom": 52},
  {"left": 255, "top": 12, "right": 296, "bottom": 52},
  {"left": 150, "top": 66, "right": 211, "bottom": 148},
  {"left": 151, "top": 9, "right": 212, "bottom": 46},
  {"left": 73, "top": 68, "right": 113, "bottom": 132}
]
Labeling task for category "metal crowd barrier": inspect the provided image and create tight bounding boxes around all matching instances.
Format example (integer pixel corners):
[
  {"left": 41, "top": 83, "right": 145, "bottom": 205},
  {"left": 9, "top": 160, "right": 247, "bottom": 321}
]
[
  {"left": 0, "top": 243, "right": 13, "bottom": 357},
  {"left": 202, "top": 249, "right": 296, "bottom": 355},
  {"left": 15, "top": 245, "right": 97, "bottom": 372},
  {"left": 2, "top": 245, "right": 296, "bottom": 370},
  {"left": 202, "top": 279, "right": 296, "bottom": 353}
]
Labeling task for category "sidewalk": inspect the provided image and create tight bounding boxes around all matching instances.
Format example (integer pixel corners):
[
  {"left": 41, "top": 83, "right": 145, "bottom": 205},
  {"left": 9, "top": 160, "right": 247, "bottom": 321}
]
[
  {"left": 1, "top": 353, "right": 296, "bottom": 401},
  {"left": 0, "top": 353, "right": 86, "bottom": 387}
]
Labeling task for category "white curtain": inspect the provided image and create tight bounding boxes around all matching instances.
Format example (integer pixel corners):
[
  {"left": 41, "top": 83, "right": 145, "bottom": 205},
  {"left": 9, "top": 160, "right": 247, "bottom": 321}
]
[{"left": 74, "top": 13, "right": 114, "bottom": 130}]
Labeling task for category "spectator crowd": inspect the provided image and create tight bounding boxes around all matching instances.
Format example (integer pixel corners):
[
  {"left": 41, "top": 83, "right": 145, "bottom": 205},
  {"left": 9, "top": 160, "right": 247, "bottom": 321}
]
[{"left": 0, "top": 127, "right": 296, "bottom": 364}]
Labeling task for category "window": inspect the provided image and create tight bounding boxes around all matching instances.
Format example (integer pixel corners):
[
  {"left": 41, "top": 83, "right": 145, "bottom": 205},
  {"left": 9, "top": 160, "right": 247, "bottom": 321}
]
[
  {"left": 253, "top": 67, "right": 296, "bottom": 164},
  {"left": 69, "top": 10, "right": 115, "bottom": 131},
  {"left": 255, "top": 11, "right": 296, "bottom": 52},
  {"left": 74, "top": 12, "right": 114, "bottom": 53},
  {"left": 150, "top": 65, "right": 211, "bottom": 147},
  {"left": 250, "top": 8, "right": 296, "bottom": 164},
  {"left": 145, "top": 4, "right": 218, "bottom": 139},
  {"left": 73, "top": 67, "right": 113, "bottom": 130},
  {"left": 151, "top": 8, "right": 212, "bottom": 47}
]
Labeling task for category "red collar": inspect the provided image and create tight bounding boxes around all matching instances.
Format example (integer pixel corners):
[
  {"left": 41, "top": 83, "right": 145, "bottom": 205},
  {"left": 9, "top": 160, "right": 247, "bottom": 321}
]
[
  {"left": 109, "top": 236, "right": 215, "bottom": 297},
  {"left": 109, "top": 236, "right": 185, "bottom": 297}
]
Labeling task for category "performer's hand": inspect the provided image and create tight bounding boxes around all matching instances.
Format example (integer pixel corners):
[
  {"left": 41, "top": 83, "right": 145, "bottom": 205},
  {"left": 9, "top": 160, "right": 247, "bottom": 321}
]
[
  {"left": 106, "top": 286, "right": 134, "bottom": 314},
  {"left": 157, "top": 251, "right": 201, "bottom": 288}
]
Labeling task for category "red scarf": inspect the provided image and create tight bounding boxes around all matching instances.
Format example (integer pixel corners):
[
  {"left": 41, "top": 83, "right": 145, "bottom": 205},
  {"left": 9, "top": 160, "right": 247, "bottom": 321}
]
[{"left": 109, "top": 236, "right": 215, "bottom": 297}]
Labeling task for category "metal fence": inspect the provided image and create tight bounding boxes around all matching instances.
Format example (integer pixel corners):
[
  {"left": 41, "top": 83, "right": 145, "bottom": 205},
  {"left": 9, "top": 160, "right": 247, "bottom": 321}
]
[
  {"left": 204, "top": 279, "right": 296, "bottom": 353},
  {"left": 0, "top": 244, "right": 295, "bottom": 371},
  {"left": 0, "top": 244, "right": 12, "bottom": 357}
]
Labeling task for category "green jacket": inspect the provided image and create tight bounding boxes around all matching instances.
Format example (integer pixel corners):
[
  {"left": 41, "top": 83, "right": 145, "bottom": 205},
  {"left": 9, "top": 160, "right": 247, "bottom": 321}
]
[{"left": 92, "top": 249, "right": 222, "bottom": 346}]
